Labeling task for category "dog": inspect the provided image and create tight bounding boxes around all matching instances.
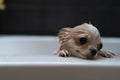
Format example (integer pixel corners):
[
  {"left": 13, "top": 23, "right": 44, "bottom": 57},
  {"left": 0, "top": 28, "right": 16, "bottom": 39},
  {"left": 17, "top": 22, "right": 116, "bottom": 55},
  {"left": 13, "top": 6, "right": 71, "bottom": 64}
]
[{"left": 55, "top": 23, "right": 115, "bottom": 59}]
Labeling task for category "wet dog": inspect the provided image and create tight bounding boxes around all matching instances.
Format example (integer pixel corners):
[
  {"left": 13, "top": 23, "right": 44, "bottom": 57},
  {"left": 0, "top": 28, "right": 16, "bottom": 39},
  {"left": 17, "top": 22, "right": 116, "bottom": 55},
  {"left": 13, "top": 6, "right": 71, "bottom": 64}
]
[{"left": 55, "top": 23, "right": 115, "bottom": 59}]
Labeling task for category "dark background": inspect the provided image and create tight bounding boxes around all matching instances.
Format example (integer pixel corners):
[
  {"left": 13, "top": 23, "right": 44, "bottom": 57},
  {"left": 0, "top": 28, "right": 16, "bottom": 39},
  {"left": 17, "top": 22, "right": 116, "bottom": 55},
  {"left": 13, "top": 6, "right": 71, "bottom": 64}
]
[{"left": 0, "top": 0, "right": 120, "bottom": 37}]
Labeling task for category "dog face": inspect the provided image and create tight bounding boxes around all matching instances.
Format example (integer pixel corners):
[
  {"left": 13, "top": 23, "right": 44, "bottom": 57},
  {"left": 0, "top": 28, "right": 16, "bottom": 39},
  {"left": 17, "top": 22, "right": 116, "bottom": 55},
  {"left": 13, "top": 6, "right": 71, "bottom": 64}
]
[{"left": 58, "top": 23, "right": 103, "bottom": 59}]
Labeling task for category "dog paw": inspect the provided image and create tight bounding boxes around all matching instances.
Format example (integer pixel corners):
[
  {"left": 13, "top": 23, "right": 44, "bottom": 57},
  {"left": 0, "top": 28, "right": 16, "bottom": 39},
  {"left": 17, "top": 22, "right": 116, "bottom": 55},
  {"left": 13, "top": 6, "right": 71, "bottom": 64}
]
[
  {"left": 57, "top": 49, "right": 70, "bottom": 57},
  {"left": 98, "top": 51, "right": 115, "bottom": 58}
]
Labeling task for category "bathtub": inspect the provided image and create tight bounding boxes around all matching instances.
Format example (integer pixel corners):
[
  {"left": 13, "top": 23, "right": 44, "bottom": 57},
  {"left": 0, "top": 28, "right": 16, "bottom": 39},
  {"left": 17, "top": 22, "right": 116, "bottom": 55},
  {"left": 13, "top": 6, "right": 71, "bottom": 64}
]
[{"left": 0, "top": 36, "right": 120, "bottom": 80}]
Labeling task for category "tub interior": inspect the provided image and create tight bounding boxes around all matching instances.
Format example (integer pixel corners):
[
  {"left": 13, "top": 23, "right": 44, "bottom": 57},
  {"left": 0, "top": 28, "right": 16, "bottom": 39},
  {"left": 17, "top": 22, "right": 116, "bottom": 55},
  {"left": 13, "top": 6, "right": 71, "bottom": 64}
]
[{"left": 0, "top": 36, "right": 120, "bottom": 66}]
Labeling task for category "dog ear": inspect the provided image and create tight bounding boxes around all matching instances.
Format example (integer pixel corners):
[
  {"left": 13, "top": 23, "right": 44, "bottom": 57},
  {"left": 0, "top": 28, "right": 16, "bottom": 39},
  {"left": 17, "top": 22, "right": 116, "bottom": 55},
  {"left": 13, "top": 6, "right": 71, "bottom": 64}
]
[{"left": 58, "top": 27, "right": 72, "bottom": 43}]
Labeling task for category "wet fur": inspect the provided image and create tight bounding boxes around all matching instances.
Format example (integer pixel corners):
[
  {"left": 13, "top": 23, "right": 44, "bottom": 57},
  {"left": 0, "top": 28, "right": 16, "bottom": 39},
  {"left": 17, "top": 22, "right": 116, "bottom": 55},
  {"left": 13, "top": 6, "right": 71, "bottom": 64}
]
[{"left": 56, "top": 23, "right": 115, "bottom": 59}]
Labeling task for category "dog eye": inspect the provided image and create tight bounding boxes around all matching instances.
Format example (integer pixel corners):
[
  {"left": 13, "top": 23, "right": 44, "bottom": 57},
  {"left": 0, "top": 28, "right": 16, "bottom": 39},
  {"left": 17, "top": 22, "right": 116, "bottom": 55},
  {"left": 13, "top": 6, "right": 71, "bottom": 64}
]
[
  {"left": 79, "top": 37, "right": 87, "bottom": 45},
  {"left": 97, "top": 43, "right": 103, "bottom": 50}
]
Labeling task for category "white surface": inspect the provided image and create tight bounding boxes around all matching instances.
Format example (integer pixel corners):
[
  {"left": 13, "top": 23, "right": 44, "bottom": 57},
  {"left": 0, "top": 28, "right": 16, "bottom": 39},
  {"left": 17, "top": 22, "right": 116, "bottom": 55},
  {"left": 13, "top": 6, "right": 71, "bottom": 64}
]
[{"left": 0, "top": 36, "right": 120, "bottom": 80}]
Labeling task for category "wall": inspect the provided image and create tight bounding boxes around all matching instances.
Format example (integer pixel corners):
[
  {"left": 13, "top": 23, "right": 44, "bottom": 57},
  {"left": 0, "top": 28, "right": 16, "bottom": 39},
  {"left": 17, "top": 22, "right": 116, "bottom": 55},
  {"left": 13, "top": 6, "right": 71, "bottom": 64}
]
[{"left": 0, "top": 0, "right": 120, "bottom": 36}]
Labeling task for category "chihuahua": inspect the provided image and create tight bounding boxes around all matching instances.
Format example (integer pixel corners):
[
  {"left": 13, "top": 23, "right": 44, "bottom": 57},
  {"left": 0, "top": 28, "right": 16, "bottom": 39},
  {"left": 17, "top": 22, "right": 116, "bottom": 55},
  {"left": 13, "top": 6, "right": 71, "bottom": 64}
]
[{"left": 55, "top": 23, "right": 115, "bottom": 59}]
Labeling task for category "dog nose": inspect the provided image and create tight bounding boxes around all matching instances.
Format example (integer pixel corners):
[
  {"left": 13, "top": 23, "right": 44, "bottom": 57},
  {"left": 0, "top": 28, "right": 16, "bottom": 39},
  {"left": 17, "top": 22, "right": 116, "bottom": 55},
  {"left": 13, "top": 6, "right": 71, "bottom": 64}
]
[{"left": 90, "top": 49, "right": 97, "bottom": 56}]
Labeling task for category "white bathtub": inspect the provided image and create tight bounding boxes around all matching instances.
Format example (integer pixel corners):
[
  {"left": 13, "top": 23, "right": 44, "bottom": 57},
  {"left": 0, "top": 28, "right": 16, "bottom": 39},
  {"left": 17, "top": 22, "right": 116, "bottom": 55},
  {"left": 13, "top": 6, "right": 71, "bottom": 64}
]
[{"left": 0, "top": 36, "right": 120, "bottom": 80}]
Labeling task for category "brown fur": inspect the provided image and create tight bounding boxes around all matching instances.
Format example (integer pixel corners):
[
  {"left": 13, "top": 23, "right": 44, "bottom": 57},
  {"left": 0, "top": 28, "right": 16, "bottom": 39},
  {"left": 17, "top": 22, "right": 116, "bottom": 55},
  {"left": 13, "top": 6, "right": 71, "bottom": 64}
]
[{"left": 56, "top": 23, "right": 115, "bottom": 59}]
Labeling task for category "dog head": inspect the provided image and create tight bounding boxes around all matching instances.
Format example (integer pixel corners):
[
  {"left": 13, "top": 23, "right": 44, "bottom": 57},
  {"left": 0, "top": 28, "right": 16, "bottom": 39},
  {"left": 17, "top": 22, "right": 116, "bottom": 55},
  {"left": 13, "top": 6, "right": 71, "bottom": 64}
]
[{"left": 58, "top": 23, "right": 103, "bottom": 59}]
